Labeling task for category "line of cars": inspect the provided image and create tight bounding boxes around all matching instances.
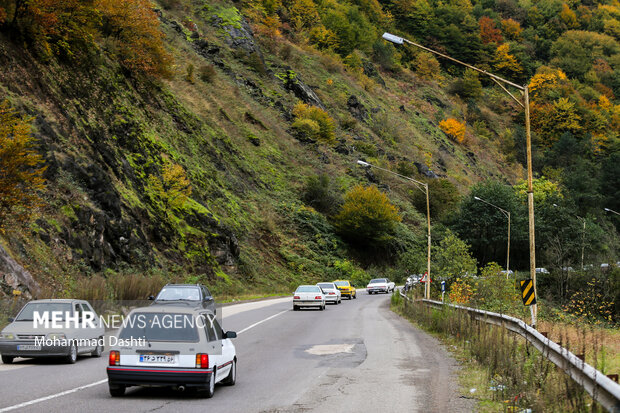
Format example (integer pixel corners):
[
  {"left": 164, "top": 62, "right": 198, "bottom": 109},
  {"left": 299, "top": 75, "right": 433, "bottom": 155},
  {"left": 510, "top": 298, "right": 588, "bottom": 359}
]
[
  {"left": 0, "top": 283, "right": 238, "bottom": 399},
  {"left": 293, "top": 280, "right": 357, "bottom": 310}
]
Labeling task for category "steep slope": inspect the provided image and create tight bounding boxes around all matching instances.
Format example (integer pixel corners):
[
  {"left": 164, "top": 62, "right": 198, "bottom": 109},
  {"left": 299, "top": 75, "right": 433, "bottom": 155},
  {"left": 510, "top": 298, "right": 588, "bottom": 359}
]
[{"left": 1, "top": 0, "right": 528, "bottom": 298}]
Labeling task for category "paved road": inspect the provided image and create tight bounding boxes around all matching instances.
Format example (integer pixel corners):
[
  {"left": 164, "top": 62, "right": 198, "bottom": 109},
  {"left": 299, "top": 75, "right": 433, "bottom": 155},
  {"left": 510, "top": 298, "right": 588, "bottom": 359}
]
[{"left": 0, "top": 291, "right": 473, "bottom": 413}]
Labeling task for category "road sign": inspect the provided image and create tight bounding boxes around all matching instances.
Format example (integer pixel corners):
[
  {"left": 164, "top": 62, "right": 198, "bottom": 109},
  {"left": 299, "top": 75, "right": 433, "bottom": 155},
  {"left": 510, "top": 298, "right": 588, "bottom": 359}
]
[
  {"left": 519, "top": 279, "right": 536, "bottom": 306},
  {"left": 441, "top": 281, "right": 446, "bottom": 292},
  {"left": 420, "top": 271, "right": 430, "bottom": 283}
]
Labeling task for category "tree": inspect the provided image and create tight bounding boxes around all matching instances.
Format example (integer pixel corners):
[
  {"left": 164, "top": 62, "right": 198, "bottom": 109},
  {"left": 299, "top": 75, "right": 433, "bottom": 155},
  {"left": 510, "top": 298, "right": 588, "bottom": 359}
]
[
  {"left": 333, "top": 185, "right": 401, "bottom": 247},
  {"left": 411, "top": 178, "right": 459, "bottom": 220},
  {"left": 494, "top": 43, "right": 523, "bottom": 77},
  {"left": 0, "top": 100, "right": 46, "bottom": 230},
  {"left": 479, "top": 16, "right": 502, "bottom": 44},
  {"left": 292, "top": 102, "right": 336, "bottom": 144},
  {"left": 550, "top": 31, "right": 619, "bottom": 81},
  {"left": 302, "top": 174, "right": 342, "bottom": 215},
  {"left": 501, "top": 18, "right": 522, "bottom": 41},
  {"left": 432, "top": 230, "right": 477, "bottom": 283},
  {"left": 414, "top": 51, "right": 441, "bottom": 81},
  {"left": 96, "top": 0, "right": 173, "bottom": 77},
  {"left": 450, "top": 68, "right": 482, "bottom": 100},
  {"left": 439, "top": 118, "right": 466, "bottom": 143}
]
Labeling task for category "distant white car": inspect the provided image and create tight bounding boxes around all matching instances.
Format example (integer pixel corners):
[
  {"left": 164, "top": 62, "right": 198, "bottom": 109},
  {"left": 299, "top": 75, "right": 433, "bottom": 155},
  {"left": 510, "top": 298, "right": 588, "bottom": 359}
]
[
  {"left": 293, "top": 285, "right": 326, "bottom": 311},
  {"left": 366, "top": 278, "right": 395, "bottom": 294},
  {"left": 317, "top": 282, "right": 341, "bottom": 304},
  {"left": 535, "top": 268, "right": 549, "bottom": 274}
]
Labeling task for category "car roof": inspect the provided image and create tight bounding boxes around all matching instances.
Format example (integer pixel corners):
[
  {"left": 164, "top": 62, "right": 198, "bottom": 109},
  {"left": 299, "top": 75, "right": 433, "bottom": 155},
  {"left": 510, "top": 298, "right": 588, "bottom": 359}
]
[
  {"left": 162, "top": 284, "right": 203, "bottom": 288},
  {"left": 24, "top": 299, "right": 84, "bottom": 304},
  {"left": 128, "top": 305, "right": 211, "bottom": 315}
]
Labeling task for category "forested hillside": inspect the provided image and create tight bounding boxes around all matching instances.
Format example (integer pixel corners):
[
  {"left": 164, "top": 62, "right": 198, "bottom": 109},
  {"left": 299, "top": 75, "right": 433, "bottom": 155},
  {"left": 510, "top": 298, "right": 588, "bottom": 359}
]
[{"left": 0, "top": 0, "right": 617, "bottom": 318}]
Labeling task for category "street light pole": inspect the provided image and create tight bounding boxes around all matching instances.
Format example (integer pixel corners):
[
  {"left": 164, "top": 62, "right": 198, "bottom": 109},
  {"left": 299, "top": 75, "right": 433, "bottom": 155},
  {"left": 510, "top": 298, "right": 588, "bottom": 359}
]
[
  {"left": 383, "top": 32, "right": 538, "bottom": 326},
  {"left": 474, "top": 196, "right": 511, "bottom": 277},
  {"left": 357, "top": 160, "right": 431, "bottom": 300}
]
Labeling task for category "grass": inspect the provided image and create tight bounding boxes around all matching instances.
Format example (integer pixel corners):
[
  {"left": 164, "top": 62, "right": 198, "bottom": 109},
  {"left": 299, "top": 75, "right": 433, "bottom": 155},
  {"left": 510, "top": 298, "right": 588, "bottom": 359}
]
[{"left": 392, "top": 295, "right": 608, "bottom": 412}]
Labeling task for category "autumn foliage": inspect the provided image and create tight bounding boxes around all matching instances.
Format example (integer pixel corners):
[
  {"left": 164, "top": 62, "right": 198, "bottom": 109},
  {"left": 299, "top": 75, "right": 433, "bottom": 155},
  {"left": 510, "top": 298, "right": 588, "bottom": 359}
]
[
  {"left": 439, "top": 118, "right": 466, "bottom": 143},
  {"left": 0, "top": 100, "right": 46, "bottom": 230},
  {"left": 479, "top": 16, "right": 502, "bottom": 44}
]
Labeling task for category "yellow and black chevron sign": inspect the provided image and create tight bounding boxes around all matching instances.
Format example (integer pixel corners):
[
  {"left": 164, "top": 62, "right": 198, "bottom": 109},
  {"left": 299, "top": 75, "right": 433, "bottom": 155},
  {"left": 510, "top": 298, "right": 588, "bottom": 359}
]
[{"left": 519, "top": 279, "right": 536, "bottom": 306}]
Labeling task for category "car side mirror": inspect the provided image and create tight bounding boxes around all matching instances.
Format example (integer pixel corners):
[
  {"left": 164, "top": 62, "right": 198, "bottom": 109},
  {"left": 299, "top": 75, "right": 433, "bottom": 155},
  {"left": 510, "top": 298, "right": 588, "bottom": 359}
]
[
  {"left": 8, "top": 317, "right": 14, "bottom": 322},
  {"left": 148, "top": 295, "right": 155, "bottom": 300},
  {"left": 224, "top": 331, "right": 237, "bottom": 339}
]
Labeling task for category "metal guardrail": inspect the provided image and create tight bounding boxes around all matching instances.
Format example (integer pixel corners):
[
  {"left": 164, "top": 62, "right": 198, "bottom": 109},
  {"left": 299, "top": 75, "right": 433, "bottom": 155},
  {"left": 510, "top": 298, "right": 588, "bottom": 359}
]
[{"left": 398, "top": 289, "right": 620, "bottom": 413}]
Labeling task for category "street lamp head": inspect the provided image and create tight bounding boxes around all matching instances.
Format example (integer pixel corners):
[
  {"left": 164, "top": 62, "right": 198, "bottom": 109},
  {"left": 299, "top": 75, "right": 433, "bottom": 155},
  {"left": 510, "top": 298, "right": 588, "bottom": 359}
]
[
  {"left": 474, "top": 196, "right": 481, "bottom": 201},
  {"left": 382, "top": 32, "right": 404, "bottom": 45},
  {"left": 604, "top": 208, "right": 611, "bottom": 212},
  {"left": 553, "top": 203, "right": 558, "bottom": 208},
  {"left": 357, "top": 160, "right": 370, "bottom": 167}
]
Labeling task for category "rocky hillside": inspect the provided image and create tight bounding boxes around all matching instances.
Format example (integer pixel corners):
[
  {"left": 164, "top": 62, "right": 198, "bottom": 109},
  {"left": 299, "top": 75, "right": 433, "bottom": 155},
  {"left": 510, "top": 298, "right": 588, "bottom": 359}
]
[{"left": 0, "top": 0, "right": 616, "bottom": 299}]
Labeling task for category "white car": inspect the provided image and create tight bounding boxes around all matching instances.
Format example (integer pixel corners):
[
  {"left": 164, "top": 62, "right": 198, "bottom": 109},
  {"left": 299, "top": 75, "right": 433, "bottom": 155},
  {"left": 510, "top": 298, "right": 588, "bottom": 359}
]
[
  {"left": 366, "top": 278, "right": 395, "bottom": 294},
  {"left": 106, "top": 306, "right": 237, "bottom": 398},
  {"left": 0, "top": 299, "right": 105, "bottom": 364},
  {"left": 293, "top": 285, "right": 326, "bottom": 311},
  {"left": 317, "top": 282, "right": 341, "bottom": 304}
]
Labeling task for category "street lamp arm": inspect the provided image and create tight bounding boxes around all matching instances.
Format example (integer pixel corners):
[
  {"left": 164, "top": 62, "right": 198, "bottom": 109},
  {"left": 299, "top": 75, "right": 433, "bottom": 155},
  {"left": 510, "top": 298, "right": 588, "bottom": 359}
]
[
  {"left": 357, "top": 160, "right": 428, "bottom": 194},
  {"left": 474, "top": 196, "right": 510, "bottom": 218},
  {"left": 383, "top": 33, "right": 525, "bottom": 91},
  {"left": 491, "top": 77, "right": 525, "bottom": 108},
  {"left": 604, "top": 208, "right": 620, "bottom": 216}
]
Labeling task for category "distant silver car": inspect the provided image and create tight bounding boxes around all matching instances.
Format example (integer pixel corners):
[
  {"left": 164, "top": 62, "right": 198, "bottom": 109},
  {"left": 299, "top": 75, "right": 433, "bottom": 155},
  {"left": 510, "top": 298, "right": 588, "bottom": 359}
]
[
  {"left": 317, "top": 282, "right": 341, "bottom": 304},
  {"left": 366, "top": 278, "right": 395, "bottom": 294},
  {"left": 293, "top": 285, "right": 326, "bottom": 311},
  {"left": 0, "top": 299, "right": 105, "bottom": 364}
]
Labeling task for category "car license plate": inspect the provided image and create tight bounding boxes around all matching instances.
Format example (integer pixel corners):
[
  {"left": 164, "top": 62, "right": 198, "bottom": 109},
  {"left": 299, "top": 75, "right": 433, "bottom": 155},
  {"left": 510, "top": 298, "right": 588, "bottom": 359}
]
[
  {"left": 140, "top": 354, "right": 175, "bottom": 363},
  {"left": 17, "top": 345, "right": 41, "bottom": 351}
]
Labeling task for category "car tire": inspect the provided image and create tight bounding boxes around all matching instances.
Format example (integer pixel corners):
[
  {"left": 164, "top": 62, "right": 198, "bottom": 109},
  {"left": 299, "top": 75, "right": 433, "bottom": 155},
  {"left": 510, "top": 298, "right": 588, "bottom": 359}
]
[
  {"left": 353, "top": 293, "right": 357, "bottom": 299},
  {"left": 223, "top": 359, "right": 236, "bottom": 386},
  {"left": 91, "top": 337, "right": 104, "bottom": 357},
  {"left": 109, "top": 383, "right": 125, "bottom": 397},
  {"left": 293, "top": 305, "right": 299, "bottom": 311},
  {"left": 1, "top": 355, "right": 14, "bottom": 364},
  {"left": 201, "top": 370, "right": 216, "bottom": 398},
  {"left": 65, "top": 342, "right": 78, "bottom": 364}
]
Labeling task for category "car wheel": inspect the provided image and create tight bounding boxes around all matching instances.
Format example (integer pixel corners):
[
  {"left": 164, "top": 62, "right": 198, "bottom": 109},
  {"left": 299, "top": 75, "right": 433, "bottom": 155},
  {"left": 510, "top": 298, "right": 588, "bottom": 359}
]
[
  {"left": 109, "top": 383, "right": 125, "bottom": 397},
  {"left": 1, "top": 355, "right": 14, "bottom": 364},
  {"left": 223, "top": 359, "right": 236, "bottom": 386},
  {"left": 91, "top": 337, "right": 104, "bottom": 357},
  {"left": 201, "top": 370, "right": 216, "bottom": 398},
  {"left": 65, "top": 342, "right": 78, "bottom": 364},
  {"left": 293, "top": 305, "right": 299, "bottom": 311},
  {"left": 353, "top": 293, "right": 357, "bottom": 299}
]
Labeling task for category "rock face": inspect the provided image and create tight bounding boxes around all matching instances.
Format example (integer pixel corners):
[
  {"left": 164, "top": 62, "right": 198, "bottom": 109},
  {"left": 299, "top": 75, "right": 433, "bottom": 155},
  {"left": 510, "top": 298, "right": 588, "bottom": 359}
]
[
  {"left": 414, "top": 162, "right": 438, "bottom": 179},
  {"left": 347, "top": 95, "right": 369, "bottom": 122},
  {"left": 0, "top": 245, "right": 39, "bottom": 298},
  {"left": 281, "top": 70, "right": 325, "bottom": 110}
]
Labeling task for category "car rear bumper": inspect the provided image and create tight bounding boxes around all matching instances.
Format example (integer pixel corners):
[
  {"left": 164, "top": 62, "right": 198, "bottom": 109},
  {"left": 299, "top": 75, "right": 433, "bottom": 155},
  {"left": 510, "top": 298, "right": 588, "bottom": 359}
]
[
  {"left": 293, "top": 300, "right": 323, "bottom": 307},
  {"left": 367, "top": 287, "right": 388, "bottom": 293},
  {"left": 107, "top": 366, "right": 213, "bottom": 387},
  {"left": 0, "top": 340, "right": 71, "bottom": 358},
  {"left": 324, "top": 295, "right": 339, "bottom": 302}
]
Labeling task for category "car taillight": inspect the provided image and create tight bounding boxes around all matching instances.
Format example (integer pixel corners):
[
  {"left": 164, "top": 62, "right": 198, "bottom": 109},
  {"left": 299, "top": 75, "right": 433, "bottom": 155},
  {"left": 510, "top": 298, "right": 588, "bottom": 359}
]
[
  {"left": 109, "top": 350, "right": 119, "bottom": 366},
  {"left": 315, "top": 296, "right": 322, "bottom": 299},
  {"left": 294, "top": 296, "right": 300, "bottom": 299},
  {"left": 196, "top": 353, "right": 209, "bottom": 369},
  {"left": 329, "top": 292, "right": 335, "bottom": 295}
]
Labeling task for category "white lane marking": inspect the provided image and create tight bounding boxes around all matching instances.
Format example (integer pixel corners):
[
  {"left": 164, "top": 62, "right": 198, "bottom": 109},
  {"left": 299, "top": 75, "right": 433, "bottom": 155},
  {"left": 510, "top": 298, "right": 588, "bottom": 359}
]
[
  {"left": 0, "top": 308, "right": 289, "bottom": 411},
  {"left": 0, "top": 379, "right": 108, "bottom": 412},
  {"left": 237, "top": 310, "right": 288, "bottom": 335}
]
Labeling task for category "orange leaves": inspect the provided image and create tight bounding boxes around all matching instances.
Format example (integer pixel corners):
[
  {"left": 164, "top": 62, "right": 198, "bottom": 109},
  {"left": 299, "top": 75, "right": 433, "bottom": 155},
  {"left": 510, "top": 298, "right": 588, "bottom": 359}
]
[
  {"left": 439, "top": 118, "right": 466, "bottom": 143},
  {"left": 0, "top": 6, "right": 7, "bottom": 24},
  {"left": 0, "top": 100, "right": 47, "bottom": 230},
  {"left": 449, "top": 278, "right": 473, "bottom": 304},
  {"left": 479, "top": 16, "right": 502, "bottom": 44},
  {"left": 96, "top": 0, "right": 173, "bottom": 77}
]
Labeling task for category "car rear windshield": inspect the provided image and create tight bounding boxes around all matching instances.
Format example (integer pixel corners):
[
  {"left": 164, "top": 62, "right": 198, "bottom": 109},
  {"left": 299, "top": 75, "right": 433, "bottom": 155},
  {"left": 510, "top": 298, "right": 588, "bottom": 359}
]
[
  {"left": 16, "top": 303, "right": 73, "bottom": 321},
  {"left": 296, "top": 286, "right": 321, "bottom": 293},
  {"left": 317, "top": 283, "right": 334, "bottom": 289},
  {"left": 156, "top": 287, "right": 201, "bottom": 301},
  {"left": 334, "top": 281, "right": 349, "bottom": 287},
  {"left": 369, "top": 279, "right": 387, "bottom": 283},
  {"left": 118, "top": 312, "right": 199, "bottom": 342}
]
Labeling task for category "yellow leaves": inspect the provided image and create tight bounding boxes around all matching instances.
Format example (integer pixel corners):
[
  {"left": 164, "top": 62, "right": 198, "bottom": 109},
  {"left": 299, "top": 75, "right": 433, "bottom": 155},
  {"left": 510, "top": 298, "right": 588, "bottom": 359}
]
[
  {"left": 292, "top": 102, "right": 336, "bottom": 144},
  {"left": 494, "top": 43, "right": 522, "bottom": 76},
  {"left": 598, "top": 95, "right": 612, "bottom": 110},
  {"left": 289, "top": 0, "right": 319, "bottom": 30},
  {"left": 560, "top": 4, "right": 579, "bottom": 29},
  {"left": 501, "top": 18, "right": 522, "bottom": 41},
  {"left": 147, "top": 161, "right": 191, "bottom": 213},
  {"left": 449, "top": 279, "right": 473, "bottom": 304},
  {"left": 414, "top": 52, "right": 442, "bottom": 81},
  {"left": 439, "top": 118, "right": 466, "bottom": 143},
  {"left": 0, "top": 100, "right": 47, "bottom": 230}
]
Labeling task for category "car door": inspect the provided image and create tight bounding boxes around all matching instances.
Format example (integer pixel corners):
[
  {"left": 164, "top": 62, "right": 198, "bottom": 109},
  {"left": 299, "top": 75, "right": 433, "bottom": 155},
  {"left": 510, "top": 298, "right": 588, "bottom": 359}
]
[
  {"left": 201, "top": 312, "right": 227, "bottom": 380},
  {"left": 213, "top": 318, "right": 234, "bottom": 381},
  {"left": 80, "top": 302, "right": 102, "bottom": 343}
]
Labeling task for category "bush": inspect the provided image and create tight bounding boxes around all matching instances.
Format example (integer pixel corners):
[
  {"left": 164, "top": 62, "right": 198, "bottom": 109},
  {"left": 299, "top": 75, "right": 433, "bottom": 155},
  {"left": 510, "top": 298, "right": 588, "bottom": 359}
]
[
  {"left": 199, "top": 64, "right": 217, "bottom": 83},
  {"left": 439, "top": 118, "right": 466, "bottom": 143},
  {"left": 302, "top": 174, "right": 343, "bottom": 215},
  {"left": 333, "top": 185, "right": 401, "bottom": 247},
  {"left": 292, "top": 102, "right": 336, "bottom": 144}
]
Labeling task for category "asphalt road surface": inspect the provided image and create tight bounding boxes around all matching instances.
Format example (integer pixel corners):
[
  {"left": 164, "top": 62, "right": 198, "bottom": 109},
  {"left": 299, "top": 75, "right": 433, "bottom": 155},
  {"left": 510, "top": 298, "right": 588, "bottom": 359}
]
[{"left": 0, "top": 291, "right": 474, "bottom": 413}]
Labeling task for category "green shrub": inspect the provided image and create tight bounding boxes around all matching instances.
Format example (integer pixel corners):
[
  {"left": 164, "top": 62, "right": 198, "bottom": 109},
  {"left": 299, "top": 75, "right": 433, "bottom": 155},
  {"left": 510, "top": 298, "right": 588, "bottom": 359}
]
[
  {"left": 292, "top": 102, "right": 336, "bottom": 144},
  {"left": 199, "top": 64, "right": 216, "bottom": 83},
  {"left": 302, "top": 174, "right": 343, "bottom": 215}
]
